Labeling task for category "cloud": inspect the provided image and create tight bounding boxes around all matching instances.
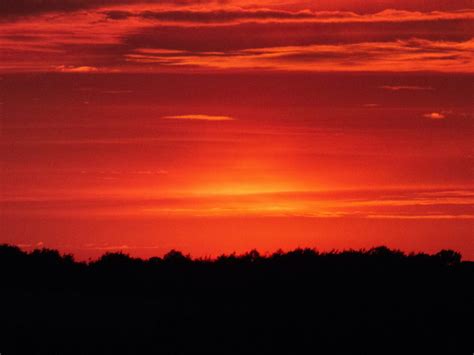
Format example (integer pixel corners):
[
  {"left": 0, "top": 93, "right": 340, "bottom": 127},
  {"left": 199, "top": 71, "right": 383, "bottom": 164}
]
[
  {"left": 104, "top": 8, "right": 338, "bottom": 23},
  {"left": 1, "top": 3, "right": 473, "bottom": 73},
  {"left": 102, "top": 8, "right": 474, "bottom": 25},
  {"left": 0, "top": 0, "right": 120, "bottom": 18},
  {"left": 366, "top": 214, "right": 474, "bottom": 219},
  {"left": 363, "top": 103, "right": 380, "bottom": 108},
  {"left": 4, "top": 187, "right": 474, "bottom": 219},
  {"left": 126, "top": 38, "right": 474, "bottom": 73},
  {"left": 163, "top": 114, "right": 235, "bottom": 121},
  {"left": 56, "top": 65, "right": 99, "bottom": 73},
  {"left": 423, "top": 112, "right": 446, "bottom": 120},
  {"left": 115, "top": 15, "right": 474, "bottom": 53},
  {"left": 2, "top": 0, "right": 474, "bottom": 20},
  {"left": 381, "top": 85, "right": 434, "bottom": 91},
  {"left": 104, "top": 8, "right": 316, "bottom": 23},
  {"left": 0, "top": 0, "right": 217, "bottom": 19}
]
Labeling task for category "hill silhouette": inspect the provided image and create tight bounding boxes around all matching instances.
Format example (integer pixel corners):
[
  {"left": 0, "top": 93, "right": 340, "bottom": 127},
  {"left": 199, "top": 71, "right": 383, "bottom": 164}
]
[{"left": 0, "top": 244, "right": 472, "bottom": 355}]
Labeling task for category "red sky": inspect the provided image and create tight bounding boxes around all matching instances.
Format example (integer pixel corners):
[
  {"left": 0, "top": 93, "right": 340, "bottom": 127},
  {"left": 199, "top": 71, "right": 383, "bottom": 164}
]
[{"left": 1, "top": 0, "right": 473, "bottom": 259}]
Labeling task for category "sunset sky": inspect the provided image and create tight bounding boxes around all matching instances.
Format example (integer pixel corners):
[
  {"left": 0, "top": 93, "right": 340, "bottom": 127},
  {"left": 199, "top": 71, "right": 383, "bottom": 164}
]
[{"left": 1, "top": 0, "right": 473, "bottom": 259}]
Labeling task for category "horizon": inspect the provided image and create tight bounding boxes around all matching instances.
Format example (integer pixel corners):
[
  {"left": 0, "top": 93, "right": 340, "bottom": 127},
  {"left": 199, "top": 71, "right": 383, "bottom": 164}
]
[{"left": 2, "top": 243, "right": 470, "bottom": 263}]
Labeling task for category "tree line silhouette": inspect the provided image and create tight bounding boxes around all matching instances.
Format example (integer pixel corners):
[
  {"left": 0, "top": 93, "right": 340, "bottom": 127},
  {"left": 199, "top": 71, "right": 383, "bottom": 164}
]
[{"left": 0, "top": 244, "right": 472, "bottom": 354}]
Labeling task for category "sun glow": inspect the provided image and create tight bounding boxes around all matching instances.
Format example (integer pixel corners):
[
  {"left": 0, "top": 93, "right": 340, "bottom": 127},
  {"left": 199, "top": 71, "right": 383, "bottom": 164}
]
[{"left": 188, "top": 183, "right": 300, "bottom": 196}]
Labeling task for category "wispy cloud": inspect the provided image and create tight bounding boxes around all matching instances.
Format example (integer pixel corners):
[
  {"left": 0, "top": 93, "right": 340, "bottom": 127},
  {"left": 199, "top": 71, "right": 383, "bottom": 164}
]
[
  {"left": 103, "top": 8, "right": 474, "bottom": 25},
  {"left": 0, "top": 0, "right": 217, "bottom": 18},
  {"left": 3, "top": 187, "right": 474, "bottom": 219},
  {"left": 56, "top": 65, "right": 99, "bottom": 73},
  {"left": 380, "top": 85, "right": 434, "bottom": 91},
  {"left": 363, "top": 103, "right": 380, "bottom": 108},
  {"left": 127, "top": 38, "right": 474, "bottom": 73},
  {"left": 163, "top": 114, "right": 234, "bottom": 121},
  {"left": 423, "top": 112, "right": 446, "bottom": 120}
]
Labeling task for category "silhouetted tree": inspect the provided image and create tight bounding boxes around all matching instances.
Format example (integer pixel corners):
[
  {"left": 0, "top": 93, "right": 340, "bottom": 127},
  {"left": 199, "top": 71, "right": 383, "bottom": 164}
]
[
  {"left": 435, "top": 249, "right": 462, "bottom": 265},
  {"left": 163, "top": 249, "right": 190, "bottom": 264},
  {"left": 0, "top": 244, "right": 472, "bottom": 355}
]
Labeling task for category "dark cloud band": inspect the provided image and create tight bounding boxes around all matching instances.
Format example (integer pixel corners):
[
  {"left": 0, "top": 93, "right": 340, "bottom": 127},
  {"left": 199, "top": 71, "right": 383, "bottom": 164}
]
[{"left": 0, "top": 0, "right": 216, "bottom": 18}]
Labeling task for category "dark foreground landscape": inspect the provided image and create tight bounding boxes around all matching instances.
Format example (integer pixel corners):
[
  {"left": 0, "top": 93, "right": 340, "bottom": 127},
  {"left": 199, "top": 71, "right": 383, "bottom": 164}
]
[{"left": 1, "top": 244, "right": 473, "bottom": 355}]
